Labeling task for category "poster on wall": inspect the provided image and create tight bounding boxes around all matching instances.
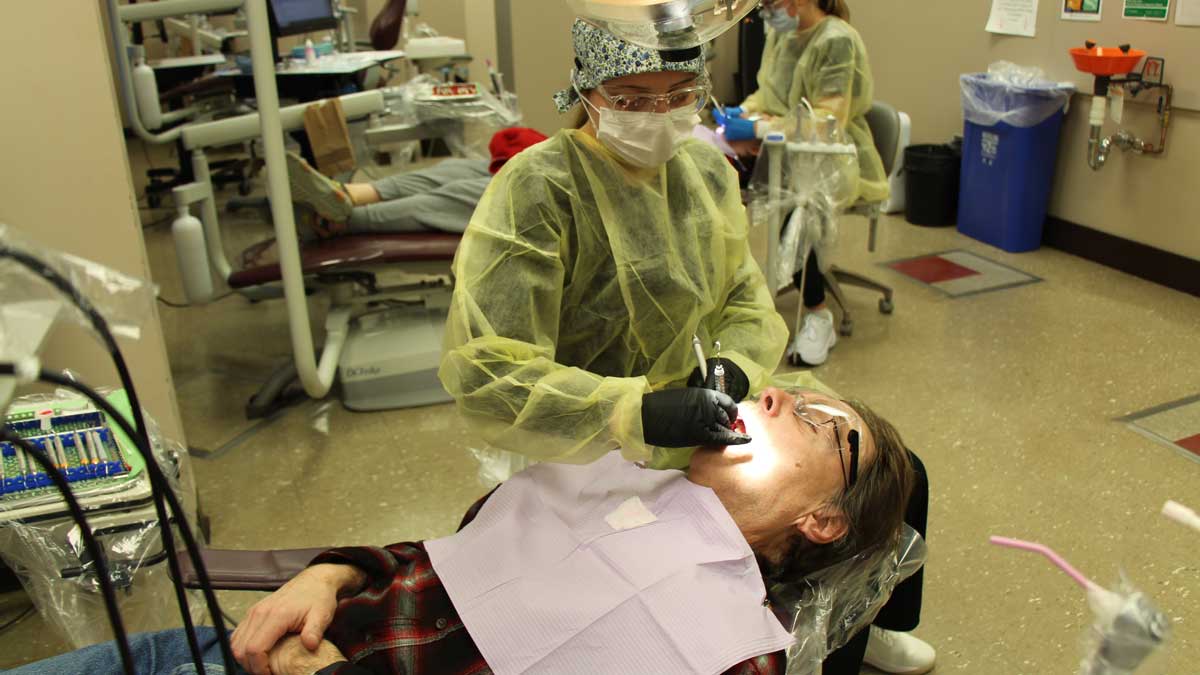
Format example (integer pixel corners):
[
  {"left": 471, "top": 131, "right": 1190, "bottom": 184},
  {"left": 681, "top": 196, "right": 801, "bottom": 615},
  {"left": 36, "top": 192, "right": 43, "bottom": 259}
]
[
  {"left": 987, "top": 0, "right": 1040, "bottom": 36},
  {"left": 1123, "top": 0, "right": 1172, "bottom": 20},
  {"left": 1176, "top": 0, "right": 1200, "bottom": 25},
  {"left": 1063, "top": 0, "right": 1104, "bottom": 20}
]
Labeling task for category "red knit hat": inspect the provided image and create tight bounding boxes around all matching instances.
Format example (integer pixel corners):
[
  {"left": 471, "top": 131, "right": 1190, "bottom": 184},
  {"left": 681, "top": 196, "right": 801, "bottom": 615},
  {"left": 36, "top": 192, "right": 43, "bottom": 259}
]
[{"left": 489, "top": 127, "right": 549, "bottom": 174}]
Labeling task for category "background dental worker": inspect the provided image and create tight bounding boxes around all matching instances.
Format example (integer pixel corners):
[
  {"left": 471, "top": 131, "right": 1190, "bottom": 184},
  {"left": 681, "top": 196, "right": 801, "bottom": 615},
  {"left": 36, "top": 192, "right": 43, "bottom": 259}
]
[
  {"left": 716, "top": 0, "right": 889, "bottom": 368},
  {"left": 439, "top": 19, "right": 790, "bottom": 473}
]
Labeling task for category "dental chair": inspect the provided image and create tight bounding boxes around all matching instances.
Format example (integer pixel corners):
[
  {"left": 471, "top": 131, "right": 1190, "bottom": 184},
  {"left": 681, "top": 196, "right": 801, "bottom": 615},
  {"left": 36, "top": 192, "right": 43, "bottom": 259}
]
[
  {"left": 172, "top": 68, "right": 523, "bottom": 417},
  {"left": 169, "top": 89, "right": 464, "bottom": 416},
  {"left": 176, "top": 525, "right": 925, "bottom": 674},
  {"left": 231, "top": 83, "right": 519, "bottom": 416},
  {"left": 106, "top": 1, "right": 476, "bottom": 421},
  {"left": 230, "top": 231, "right": 460, "bottom": 415}
]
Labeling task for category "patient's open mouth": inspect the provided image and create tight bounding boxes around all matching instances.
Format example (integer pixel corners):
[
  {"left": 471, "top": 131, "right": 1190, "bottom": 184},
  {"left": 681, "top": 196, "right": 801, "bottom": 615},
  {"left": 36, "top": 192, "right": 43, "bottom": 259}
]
[{"left": 732, "top": 418, "right": 746, "bottom": 434}]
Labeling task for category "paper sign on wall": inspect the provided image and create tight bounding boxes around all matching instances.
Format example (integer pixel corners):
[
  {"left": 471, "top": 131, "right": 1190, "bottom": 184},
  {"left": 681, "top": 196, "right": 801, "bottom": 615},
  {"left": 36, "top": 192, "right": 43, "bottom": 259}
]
[
  {"left": 988, "top": 0, "right": 1041, "bottom": 36},
  {"left": 1123, "top": 0, "right": 1171, "bottom": 20},
  {"left": 1176, "top": 0, "right": 1200, "bottom": 25},
  {"left": 1063, "top": 0, "right": 1104, "bottom": 20}
]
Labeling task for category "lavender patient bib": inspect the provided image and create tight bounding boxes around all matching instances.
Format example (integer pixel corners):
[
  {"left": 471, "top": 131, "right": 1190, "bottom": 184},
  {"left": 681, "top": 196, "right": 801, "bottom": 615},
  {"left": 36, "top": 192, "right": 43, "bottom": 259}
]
[{"left": 426, "top": 453, "right": 794, "bottom": 674}]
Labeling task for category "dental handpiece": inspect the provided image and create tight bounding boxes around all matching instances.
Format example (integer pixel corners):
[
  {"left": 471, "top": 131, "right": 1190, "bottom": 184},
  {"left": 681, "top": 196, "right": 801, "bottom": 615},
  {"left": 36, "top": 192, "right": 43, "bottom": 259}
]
[
  {"left": 712, "top": 341, "right": 725, "bottom": 394},
  {"left": 692, "top": 335, "right": 707, "bottom": 378},
  {"left": 710, "top": 340, "right": 734, "bottom": 432}
]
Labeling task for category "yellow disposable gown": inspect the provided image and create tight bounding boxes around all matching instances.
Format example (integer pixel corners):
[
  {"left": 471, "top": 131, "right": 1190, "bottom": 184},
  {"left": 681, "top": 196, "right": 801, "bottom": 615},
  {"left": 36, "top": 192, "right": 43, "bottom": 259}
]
[
  {"left": 439, "top": 129, "right": 789, "bottom": 468},
  {"left": 745, "top": 18, "right": 889, "bottom": 205},
  {"left": 740, "top": 27, "right": 804, "bottom": 118}
]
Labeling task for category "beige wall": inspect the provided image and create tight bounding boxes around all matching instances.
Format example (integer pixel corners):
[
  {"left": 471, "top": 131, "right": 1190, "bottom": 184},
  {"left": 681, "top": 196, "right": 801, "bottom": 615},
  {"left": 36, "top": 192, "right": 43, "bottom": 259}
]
[
  {"left": 508, "top": 1, "right": 576, "bottom": 134},
  {"left": 0, "top": 2, "right": 186, "bottom": 442},
  {"left": 417, "top": 0, "right": 468, "bottom": 43},
  {"left": 852, "top": 1, "right": 1200, "bottom": 261},
  {"left": 463, "top": 0, "right": 500, "bottom": 86}
]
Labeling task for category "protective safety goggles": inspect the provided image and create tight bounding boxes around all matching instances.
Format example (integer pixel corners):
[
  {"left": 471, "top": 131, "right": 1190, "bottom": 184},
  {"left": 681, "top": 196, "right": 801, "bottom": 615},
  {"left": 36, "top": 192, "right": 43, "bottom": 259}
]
[
  {"left": 793, "top": 394, "right": 861, "bottom": 492},
  {"left": 594, "top": 82, "right": 711, "bottom": 114}
]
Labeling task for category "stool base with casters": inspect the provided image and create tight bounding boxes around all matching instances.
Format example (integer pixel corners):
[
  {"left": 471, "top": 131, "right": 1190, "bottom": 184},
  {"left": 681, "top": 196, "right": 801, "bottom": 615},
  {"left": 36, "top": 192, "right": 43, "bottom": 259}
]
[{"left": 826, "top": 265, "right": 895, "bottom": 338}]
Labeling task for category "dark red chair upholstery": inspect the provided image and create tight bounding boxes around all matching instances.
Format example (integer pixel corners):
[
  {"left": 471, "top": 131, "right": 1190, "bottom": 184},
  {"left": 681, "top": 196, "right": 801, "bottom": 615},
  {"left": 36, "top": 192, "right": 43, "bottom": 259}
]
[
  {"left": 228, "top": 233, "right": 461, "bottom": 289},
  {"left": 177, "top": 548, "right": 329, "bottom": 592}
]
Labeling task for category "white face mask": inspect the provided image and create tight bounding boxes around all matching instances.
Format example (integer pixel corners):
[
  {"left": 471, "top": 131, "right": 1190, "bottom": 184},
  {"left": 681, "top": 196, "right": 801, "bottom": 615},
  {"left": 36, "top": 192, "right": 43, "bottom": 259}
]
[
  {"left": 580, "top": 93, "right": 700, "bottom": 169},
  {"left": 762, "top": 7, "right": 799, "bottom": 33}
]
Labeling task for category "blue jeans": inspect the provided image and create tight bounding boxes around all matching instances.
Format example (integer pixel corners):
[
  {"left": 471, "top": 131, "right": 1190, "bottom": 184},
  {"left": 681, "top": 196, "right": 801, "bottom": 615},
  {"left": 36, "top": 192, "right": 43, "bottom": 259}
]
[{"left": 8, "top": 627, "right": 239, "bottom": 675}]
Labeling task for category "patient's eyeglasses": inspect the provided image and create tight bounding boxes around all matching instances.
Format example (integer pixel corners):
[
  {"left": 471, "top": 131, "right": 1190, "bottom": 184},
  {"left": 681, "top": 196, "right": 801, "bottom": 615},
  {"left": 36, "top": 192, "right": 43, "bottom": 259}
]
[
  {"left": 595, "top": 82, "right": 711, "bottom": 114},
  {"left": 793, "top": 395, "right": 860, "bottom": 492}
]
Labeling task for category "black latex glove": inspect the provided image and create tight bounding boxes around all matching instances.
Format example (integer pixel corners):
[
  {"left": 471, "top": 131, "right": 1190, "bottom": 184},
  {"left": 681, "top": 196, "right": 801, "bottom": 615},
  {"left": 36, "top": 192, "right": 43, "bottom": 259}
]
[
  {"left": 687, "top": 357, "right": 750, "bottom": 403},
  {"left": 641, "top": 388, "right": 752, "bottom": 448}
]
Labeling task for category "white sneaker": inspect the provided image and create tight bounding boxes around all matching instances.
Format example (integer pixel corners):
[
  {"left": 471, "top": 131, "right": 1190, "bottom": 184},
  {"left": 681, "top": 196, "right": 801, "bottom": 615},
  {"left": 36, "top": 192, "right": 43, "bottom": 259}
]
[
  {"left": 864, "top": 627, "right": 936, "bottom": 675},
  {"left": 788, "top": 308, "right": 837, "bottom": 366}
]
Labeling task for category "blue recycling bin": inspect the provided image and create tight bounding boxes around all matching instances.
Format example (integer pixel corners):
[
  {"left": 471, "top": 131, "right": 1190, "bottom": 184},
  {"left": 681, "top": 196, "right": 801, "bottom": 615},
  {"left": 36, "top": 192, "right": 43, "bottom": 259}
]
[{"left": 957, "top": 73, "right": 1074, "bottom": 253}]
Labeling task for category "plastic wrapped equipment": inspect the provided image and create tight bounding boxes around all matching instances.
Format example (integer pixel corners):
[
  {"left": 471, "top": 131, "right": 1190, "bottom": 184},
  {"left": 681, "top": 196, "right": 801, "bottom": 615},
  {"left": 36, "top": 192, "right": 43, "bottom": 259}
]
[
  {"left": 747, "top": 102, "right": 857, "bottom": 294},
  {"left": 0, "top": 227, "right": 201, "bottom": 648},
  {"left": 378, "top": 75, "right": 521, "bottom": 161},
  {"left": 1082, "top": 577, "right": 1171, "bottom": 675},
  {"left": 0, "top": 389, "right": 202, "bottom": 648},
  {"left": 960, "top": 62, "right": 1075, "bottom": 129},
  {"left": 776, "top": 525, "right": 926, "bottom": 674},
  {"left": 0, "top": 223, "right": 159, "bottom": 352}
]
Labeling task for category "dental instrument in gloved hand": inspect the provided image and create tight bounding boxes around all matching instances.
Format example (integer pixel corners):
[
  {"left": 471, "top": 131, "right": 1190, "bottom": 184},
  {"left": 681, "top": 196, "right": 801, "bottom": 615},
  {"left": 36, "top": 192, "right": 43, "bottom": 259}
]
[
  {"left": 713, "top": 341, "right": 725, "bottom": 394},
  {"left": 711, "top": 104, "right": 744, "bottom": 128},
  {"left": 713, "top": 104, "right": 758, "bottom": 141},
  {"left": 687, "top": 355, "right": 750, "bottom": 403},
  {"left": 642, "top": 388, "right": 751, "bottom": 448},
  {"left": 692, "top": 335, "right": 708, "bottom": 377}
]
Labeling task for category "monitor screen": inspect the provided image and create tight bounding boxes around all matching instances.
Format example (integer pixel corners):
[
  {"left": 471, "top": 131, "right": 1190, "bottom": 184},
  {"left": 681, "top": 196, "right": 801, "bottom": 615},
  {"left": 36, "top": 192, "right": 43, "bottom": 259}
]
[{"left": 269, "top": 0, "right": 338, "bottom": 37}]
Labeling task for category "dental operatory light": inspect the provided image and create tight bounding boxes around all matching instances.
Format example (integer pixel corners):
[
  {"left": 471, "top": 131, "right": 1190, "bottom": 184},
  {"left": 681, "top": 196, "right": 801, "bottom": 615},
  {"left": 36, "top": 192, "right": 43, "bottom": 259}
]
[{"left": 567, "top": 0, "right": 759, "bottom": 52}]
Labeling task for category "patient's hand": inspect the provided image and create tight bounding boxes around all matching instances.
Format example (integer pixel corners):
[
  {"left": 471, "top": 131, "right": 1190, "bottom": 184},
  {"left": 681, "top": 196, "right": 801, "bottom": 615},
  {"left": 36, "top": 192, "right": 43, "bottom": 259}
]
[
  {"left": 268, "top": 635, "right": 346, "bottom": 675},
  {"left": 232, "top": 563, "right": 366, "bottom": 675}
]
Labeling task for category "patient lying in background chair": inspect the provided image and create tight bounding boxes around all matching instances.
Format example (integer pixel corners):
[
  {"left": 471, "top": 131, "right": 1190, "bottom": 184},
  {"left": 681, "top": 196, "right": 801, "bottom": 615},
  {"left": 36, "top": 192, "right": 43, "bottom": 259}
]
[{"left": 287, "top": 128, "right": 548, "bottom": 238}]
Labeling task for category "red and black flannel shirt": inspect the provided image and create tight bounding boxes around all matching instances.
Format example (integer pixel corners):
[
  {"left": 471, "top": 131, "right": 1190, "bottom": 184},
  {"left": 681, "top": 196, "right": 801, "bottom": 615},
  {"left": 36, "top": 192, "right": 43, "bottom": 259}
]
[{"left": 313, "top": 493, "right": 787, "bottom": 675}]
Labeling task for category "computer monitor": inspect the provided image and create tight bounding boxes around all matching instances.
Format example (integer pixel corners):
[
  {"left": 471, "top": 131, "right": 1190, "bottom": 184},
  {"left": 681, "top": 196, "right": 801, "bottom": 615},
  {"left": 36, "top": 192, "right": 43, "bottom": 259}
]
[{"left": 267, "top": 0, "right": 339, "bottom": 38}]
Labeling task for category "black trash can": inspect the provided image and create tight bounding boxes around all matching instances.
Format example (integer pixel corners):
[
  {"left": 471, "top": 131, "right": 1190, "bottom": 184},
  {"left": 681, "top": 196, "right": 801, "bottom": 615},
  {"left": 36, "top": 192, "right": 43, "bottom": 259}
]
[{"left": 904, "top": 144, "right": 961, "bottom": 227}]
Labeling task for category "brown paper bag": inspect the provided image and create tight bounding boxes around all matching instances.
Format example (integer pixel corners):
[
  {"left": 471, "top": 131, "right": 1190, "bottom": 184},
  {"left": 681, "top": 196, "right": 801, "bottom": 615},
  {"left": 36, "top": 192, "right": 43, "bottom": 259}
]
[{"left": 303, "top": 98, "right": 357, "bottom": 177}]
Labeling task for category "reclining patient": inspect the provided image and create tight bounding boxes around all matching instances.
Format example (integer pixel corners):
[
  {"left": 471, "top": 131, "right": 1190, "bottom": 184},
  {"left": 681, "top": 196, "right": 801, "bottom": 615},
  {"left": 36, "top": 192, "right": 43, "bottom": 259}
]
[
  {"left": 285, "top": 128, "right": 548, "bottom": 238},
  {"left": 12, "top": 387, "right": 913, "bottom": 675}
]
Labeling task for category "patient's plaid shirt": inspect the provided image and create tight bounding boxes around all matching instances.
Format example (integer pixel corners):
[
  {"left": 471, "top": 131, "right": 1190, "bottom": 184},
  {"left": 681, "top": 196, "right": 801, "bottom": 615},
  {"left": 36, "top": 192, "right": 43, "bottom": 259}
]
[{"left": 312, "top": 493, "right": 787, "bottom": 675}]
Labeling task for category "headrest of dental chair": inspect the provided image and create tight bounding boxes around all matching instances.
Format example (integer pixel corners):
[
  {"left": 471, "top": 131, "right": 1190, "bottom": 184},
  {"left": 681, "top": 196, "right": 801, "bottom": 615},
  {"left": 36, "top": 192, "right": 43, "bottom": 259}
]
[
  {"left": 370, "top": 0, "right": 408, "bottom": 50},
  {"left": 772, "top": 525, "right": 927, "bottom": 675},
  {"left": 229, "top": 233, "right": 461, "bottom": 289}
]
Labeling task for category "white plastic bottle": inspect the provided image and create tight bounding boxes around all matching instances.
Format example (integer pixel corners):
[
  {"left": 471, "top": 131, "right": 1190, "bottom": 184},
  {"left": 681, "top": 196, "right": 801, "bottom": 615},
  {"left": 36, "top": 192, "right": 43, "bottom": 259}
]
[
  {"left": 132, "top": 48, "right": 163, "bottom": 130},
  {"left": 172, "top": 206, "right": 213, "bottom": 303},
  {"left": 304, "top": 38, "right": 317, "bottom": 65}
]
